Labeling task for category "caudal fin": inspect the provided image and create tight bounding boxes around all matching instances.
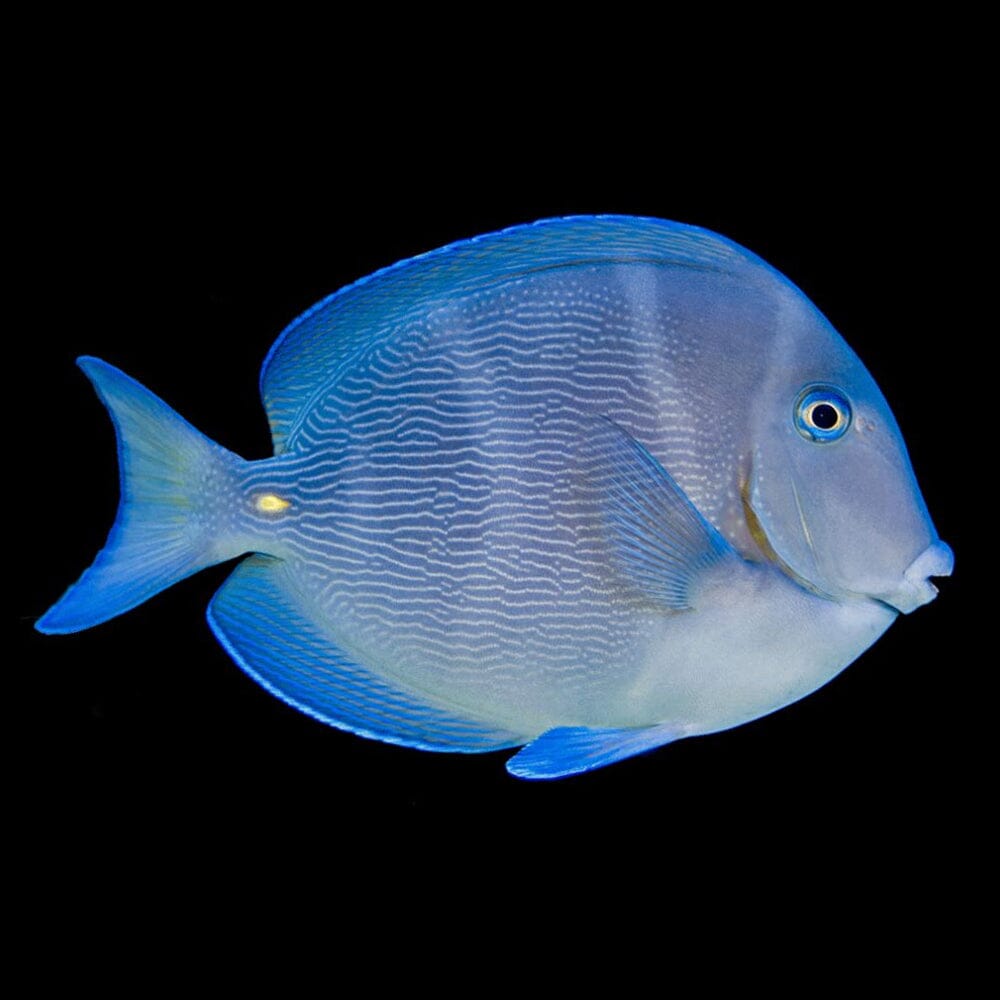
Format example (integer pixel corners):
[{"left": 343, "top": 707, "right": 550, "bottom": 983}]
[{"left": 36, "top": 357, "right": 245, "bottom": 634}]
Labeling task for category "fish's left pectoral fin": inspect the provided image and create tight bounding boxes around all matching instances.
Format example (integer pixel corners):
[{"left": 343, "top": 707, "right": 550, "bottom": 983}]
[
  {"left": 506, "top": 723, "right": 681, "bottom": 779},
  {"left": 582, "top": 416, "right": 742, "bottom": 609}
]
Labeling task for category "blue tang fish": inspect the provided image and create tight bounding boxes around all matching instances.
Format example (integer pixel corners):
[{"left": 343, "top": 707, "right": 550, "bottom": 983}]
[{"left": 37, "top": 216, "right": 953, "bottom": 779}]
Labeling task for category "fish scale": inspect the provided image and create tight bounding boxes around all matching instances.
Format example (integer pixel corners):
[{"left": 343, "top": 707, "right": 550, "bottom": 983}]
[{"left": 36, "top": 216, "right": 952, "bottom": 778}]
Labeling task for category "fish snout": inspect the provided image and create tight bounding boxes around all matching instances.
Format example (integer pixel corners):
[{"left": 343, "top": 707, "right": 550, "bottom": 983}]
[{"left": 878, "top": 540, "right": 954, "bottom": 614}]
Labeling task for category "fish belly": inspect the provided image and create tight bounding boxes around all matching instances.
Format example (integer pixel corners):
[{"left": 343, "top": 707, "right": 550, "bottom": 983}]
[{"left": 628, "top": 561, "right": 898, "bottom": 734}]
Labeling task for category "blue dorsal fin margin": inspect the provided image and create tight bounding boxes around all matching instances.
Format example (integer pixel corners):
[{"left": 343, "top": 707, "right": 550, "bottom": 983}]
[{"left": 260, "top": 216, "right": 769, "bottom": 453}]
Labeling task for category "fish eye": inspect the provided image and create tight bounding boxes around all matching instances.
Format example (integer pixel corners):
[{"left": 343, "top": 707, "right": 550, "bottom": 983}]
[{"left": 794, "top": 385, "right": 852, "bottom": 442}]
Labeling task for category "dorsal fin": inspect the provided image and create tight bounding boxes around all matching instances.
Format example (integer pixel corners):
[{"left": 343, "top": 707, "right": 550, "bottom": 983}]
[{"left": 260, "top": 216, "right": 767, "bottom": 453}]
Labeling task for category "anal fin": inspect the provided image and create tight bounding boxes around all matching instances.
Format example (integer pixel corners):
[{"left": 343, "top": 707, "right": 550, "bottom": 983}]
[{"left": 207, "top": 555, "right": 522, "bottom": 753}]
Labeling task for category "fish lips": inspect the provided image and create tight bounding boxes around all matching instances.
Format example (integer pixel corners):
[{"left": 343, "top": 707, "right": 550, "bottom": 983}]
[{"left": 874, "top": 540, "right": 955, "bottom": 615}]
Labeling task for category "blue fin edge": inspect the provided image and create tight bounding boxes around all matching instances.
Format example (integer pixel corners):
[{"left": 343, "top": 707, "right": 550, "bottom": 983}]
[
  {"left": 207, "top": 555, "right": 524, "bottom": 755},
  {"left": 506, "top": 723, "right": 681, "bottom": 779},
  {"left": 259, "top": 214, "right": 764, "bottom": 397},
  {"left": 36, "top": 357, "right": 241, "bottom": 634}
]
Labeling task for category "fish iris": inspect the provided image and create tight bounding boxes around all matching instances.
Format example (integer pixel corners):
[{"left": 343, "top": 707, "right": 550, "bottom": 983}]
[{"left": 795, "top": 385, "right": 851, "bottom": 442}]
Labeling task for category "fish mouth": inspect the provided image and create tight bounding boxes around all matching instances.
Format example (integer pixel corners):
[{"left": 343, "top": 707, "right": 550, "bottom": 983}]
[{"left": 876, "top": 540, "right": 955, "bottom": 614}]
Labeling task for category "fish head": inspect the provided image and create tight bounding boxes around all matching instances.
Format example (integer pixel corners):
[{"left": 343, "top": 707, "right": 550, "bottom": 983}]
[{"left": 744, "top": 302, "right": 952, "bottom": 615}]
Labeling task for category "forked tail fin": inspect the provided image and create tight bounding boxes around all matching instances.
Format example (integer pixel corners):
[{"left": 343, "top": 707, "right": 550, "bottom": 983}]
[{"left": 36, "top": 357, "right": 246, "bottom": 634}]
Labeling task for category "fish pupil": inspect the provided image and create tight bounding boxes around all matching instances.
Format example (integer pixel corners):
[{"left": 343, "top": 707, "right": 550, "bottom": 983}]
[{"left": 811, "top": 403, "right": 839, "bottom": 429}]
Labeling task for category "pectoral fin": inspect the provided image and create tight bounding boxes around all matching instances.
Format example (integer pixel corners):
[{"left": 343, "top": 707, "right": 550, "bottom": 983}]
[{"left": 582, "top": 416, "right": 741, "bottom": 608}]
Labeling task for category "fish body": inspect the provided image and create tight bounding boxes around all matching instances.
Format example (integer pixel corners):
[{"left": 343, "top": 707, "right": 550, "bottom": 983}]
[{"left": 36, "top": 216, "right": 952, "bottom": 778}]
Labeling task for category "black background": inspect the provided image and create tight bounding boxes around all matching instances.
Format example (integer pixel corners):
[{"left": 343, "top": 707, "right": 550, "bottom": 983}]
[{"left": 15, "top": 91, "right": 979, "bottom": 903}]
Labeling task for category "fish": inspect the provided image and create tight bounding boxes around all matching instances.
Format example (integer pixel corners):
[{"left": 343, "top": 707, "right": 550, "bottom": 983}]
[{"left": 35, "top": 215, "right": 953, "bottom": 779}]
